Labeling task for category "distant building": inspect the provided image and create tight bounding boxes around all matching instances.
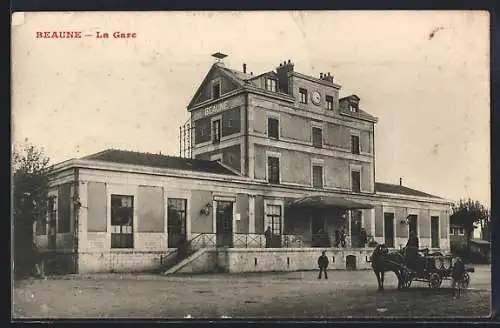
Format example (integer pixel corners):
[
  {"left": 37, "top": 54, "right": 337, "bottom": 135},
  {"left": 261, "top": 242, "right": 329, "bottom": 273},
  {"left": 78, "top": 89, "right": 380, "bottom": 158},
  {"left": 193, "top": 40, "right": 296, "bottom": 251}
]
[
  {"left": 449, "top": 224, "right": 467, "bottom": 250},
  {"left": 35, "top": 55, "right": 453, "bottom": 274}
]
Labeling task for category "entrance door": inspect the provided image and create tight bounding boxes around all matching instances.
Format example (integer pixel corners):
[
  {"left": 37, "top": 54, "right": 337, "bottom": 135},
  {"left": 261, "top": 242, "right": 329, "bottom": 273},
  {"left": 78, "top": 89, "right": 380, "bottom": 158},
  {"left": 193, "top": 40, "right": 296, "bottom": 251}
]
[
  {"left": 431, "top": 216, "right": 440, "bottom": 248},
  {"left": 351, "top": 210, "right": 362, "bottom": 248},
  {"left": 311, "top": 214, "right": 325, "bottom": 247},
  {"left": 216, "top": 201, "right": 233, "bottom": 247},
  {"left": 167, "top": 198, "right": 187, "bottom": 248},
  {"left": 384, "top": 213, "right": 395, "bottom": 248}
]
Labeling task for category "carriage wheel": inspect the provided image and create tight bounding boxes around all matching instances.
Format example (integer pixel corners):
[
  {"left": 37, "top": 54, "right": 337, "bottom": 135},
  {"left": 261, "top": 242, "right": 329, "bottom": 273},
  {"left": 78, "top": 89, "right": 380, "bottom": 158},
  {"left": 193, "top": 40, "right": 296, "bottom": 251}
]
[
  {"left": 429, "top": 273, "right": 442, "bottom": 289},
  {"left": 461, "top": 272, "right": 470, "bottom": 289}
]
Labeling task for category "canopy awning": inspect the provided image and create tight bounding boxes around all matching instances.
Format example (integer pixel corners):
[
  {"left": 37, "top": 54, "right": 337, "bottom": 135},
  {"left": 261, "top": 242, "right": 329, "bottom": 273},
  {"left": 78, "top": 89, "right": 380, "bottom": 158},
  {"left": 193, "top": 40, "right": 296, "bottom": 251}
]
[{"left": 286, "top": 195, "right": 374, "bottom": 210}]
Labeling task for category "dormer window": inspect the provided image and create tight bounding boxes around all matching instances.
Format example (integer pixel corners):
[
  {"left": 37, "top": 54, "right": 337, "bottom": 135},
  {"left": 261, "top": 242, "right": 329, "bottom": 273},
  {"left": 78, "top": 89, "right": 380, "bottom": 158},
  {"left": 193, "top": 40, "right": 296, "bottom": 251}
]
[
  {"left": 212, "top": 81, "right": 221, "bottom": 100},
  {"left": 265, "top": 78, "right": 277, "bottom": 92},
  {"left": 349, "top": 103, "right": 358, "bottom": 113}
]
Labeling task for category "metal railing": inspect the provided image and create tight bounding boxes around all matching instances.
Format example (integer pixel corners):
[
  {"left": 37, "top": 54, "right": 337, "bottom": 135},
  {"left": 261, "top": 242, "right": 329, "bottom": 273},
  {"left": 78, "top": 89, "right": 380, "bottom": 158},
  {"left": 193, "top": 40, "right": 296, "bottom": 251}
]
[{"left": 159, "top": 232, "right": 378, "bottom": 268}]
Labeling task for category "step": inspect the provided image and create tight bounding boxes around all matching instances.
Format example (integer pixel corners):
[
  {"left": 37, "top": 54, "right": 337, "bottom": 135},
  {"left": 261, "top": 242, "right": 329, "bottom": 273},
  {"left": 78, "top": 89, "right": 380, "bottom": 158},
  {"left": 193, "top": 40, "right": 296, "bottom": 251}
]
[{"left": 163, "top": 248, "right": 208, "bottom": 275}]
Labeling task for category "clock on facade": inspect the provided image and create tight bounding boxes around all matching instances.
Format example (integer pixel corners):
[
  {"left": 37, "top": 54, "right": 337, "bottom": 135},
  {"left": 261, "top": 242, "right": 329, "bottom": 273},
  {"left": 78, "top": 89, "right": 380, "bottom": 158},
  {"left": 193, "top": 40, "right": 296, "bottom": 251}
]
[{"left": 311, "top": 91, "right": 321, "bottom": 105}]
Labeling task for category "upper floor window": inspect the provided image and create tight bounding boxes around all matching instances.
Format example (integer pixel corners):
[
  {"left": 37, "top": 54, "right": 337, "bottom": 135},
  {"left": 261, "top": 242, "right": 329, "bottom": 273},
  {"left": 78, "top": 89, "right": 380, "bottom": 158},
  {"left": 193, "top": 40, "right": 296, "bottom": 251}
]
[
  {"left": 267, "top": 156, "right": 280, "bottom": 184},
  {"left": 212, "top": 119, "right": 221, "bottom": 144},
  {"left": 312, "top": 127, "right": 323, "bottom": 148},
  {"left": 349, "top": 103, "right": 358, "bottom": 113},
  {"left": 312, "top": 165, "right": 324, "bottom": 188},
  {"left": 351, "top": 135, "right": 360, "bottom": 154},
  {"left": 268, "top": 117, "right": 279, "bottom": 139},
  {"left": 111, "top": 194, "right": 134, "bottom": 249},
  {"left": 265, "top": 78, "right": 277, "bottom": 92},
  {"left": 351, "top": 170, "right": 361, "bottom": 193},
  {"left": 326, "top": 95, "right": 334, "bottom": 110},
  {"left": 299, "top": 88, "right": 308, "bottom": 104},
  {"left": 212, "top": 81, "right": 221, "bottom": 100}
]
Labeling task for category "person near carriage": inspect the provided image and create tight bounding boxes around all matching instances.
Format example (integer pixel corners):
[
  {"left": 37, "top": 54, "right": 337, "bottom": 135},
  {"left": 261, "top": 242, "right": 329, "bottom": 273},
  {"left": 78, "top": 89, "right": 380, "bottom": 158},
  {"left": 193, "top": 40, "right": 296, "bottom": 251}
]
[
  {"left": 451, "top": 256, "right": 466, "bottom": 298},
  {"left": 317, "top": 251, "right": 329, "bottom": 279},
  {"left": 405, "top": 231, "right": 420, "bottom": 272}
]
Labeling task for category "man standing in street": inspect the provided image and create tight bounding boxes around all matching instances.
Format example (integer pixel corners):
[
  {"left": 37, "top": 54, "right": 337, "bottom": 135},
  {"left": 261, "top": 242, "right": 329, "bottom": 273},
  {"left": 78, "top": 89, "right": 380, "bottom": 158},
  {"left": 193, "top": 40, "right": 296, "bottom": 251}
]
[{"left": 317, "top": 251, "right": 329, "bottom": 279}]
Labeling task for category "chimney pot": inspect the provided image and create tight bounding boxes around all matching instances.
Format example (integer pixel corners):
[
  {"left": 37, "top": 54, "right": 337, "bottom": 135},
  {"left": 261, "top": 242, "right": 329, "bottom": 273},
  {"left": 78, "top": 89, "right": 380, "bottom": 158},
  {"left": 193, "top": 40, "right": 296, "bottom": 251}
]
[
  {"left": 320, "top": 73, "right": 323, "bottom": 78},
  {"left": 251, "top": 72, "right": 253, "bottom": 75},
  {"left": 288, "top": 59, "right": 291, "bottom": 64},
  {"left": 399, "top": 178, "right": 403, "bottom": 186},
  {"left": 243, "top": 63, "right": 247, "bottom": 73}
]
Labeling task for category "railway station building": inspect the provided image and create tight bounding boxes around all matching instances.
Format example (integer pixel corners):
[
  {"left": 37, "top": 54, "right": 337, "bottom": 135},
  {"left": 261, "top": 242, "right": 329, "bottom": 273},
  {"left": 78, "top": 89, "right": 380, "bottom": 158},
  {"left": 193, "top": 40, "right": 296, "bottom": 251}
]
[{"left": 35, "top": 56, "right": 453, "bottom": 274}]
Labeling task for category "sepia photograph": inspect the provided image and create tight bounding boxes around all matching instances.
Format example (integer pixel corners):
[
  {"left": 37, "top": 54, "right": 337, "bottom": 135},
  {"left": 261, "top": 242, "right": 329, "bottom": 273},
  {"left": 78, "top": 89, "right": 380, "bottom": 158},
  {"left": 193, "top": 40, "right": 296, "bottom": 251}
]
[{"left": 11, "top": 11, "right": 491, "bottom": 319}]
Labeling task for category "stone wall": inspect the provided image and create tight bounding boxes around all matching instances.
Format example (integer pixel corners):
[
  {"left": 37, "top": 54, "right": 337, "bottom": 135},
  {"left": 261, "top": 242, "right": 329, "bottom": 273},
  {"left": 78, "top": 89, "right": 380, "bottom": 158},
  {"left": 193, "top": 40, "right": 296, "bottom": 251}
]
[{"left": 78, "top": 250, "right": 175, "bottom": 273}]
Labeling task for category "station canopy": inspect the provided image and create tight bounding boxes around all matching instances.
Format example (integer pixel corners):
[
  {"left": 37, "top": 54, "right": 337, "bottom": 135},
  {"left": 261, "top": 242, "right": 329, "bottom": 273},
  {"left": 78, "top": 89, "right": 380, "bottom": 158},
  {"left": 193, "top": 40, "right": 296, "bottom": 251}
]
[{"left": 286, "top": 195, "right": 374, "bottom": 210}]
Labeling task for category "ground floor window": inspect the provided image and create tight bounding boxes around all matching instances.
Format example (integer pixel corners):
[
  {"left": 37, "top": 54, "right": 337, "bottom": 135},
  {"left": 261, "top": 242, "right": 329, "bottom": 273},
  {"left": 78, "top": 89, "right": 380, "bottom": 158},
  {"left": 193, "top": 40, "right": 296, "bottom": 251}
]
[
  {"left": 111, "top": 194, "right": 134, "bottom": 248},
  {"left": 408, "top": 214, "right": 418, "bottom": 237},
  {"left": 265, "top": 204, "right": 282, "bottom": 235}
]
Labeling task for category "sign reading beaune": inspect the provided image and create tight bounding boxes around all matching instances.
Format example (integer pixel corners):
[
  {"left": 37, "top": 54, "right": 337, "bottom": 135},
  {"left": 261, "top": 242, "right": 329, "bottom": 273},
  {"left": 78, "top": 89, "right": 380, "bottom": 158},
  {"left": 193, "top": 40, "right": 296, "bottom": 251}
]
[
  {"left": 193, "top": 100, "right": 232, "bottom": 120},
  {"left": 203, "top": 101, "right": 230, "bottom": 117}
]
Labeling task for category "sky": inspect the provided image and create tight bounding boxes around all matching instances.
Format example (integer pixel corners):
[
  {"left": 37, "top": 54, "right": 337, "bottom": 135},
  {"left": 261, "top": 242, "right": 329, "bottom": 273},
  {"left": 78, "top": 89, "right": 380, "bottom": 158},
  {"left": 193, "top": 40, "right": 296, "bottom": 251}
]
[{"left": 11, "top": 11, "right": 490, "bottom": 207}]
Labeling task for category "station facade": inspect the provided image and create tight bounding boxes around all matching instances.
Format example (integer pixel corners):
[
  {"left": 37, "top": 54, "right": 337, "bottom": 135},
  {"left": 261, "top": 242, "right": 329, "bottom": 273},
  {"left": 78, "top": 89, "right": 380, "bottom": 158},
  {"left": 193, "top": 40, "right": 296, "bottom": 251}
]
[{"left": 35, "top": 58, "right": 452, "bottom": 274}]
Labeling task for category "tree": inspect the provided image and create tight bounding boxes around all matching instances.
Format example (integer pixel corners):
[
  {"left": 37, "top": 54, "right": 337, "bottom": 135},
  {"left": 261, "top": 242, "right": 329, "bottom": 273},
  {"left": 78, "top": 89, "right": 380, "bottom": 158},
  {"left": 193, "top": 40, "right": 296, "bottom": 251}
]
[
  {"left": 450, "top": 198, "right": 490, "bottom": 250},
  {"left": 12, "top": 141, "right": 52, "bottom": 279}
]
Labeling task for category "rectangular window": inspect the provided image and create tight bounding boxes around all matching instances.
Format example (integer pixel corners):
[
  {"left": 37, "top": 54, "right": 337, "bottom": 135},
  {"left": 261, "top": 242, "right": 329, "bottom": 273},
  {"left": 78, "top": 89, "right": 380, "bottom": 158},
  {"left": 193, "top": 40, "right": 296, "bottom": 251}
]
[
  {"left": 265, "top": 204, "right": 282, "bottom": 235},
  {"left": 312, "top": 127, "right": 323, "bottom": 148},
  {"left": 47, "top": 196, "right": 57, "bottom": 234},
  {"left": 431, "top": 216, "right": 440, "bottom": 248},
  {"left": 265, "top": 78, "right": 277, "bottom": 92},
  {"left": 268, "top": 117, "right": 279, "bottom": 139},
  {"left": 167, "top": 198, "right": 187, "bottom": 248},
  {"left": 449, "top": 227, "right": 454, "bottom": 235},
  {"left": 351, "top": 170, "right": 361, "bottom": 193},
  {"left": 349, "top": 103, "right": 358, "bottom": 112},
  {"left": 408, "top": 214, "right": 418, "bottom": 237},
  {"left": 299, "top": 88, "right": 308, "bottom": 104},
  {"left": 267, "top": 156, "right": 280, "bottom": 184},
  {"left": 351, "top": 135, "right": 360, "bottom": 154},
  {"left": 212, "top": 81, "right": 221, "bottom": 99},
  {"left": 38, "top": 197, "right": 54, "bottom": 235},
  {"left": 312, "top": 165, "right": 323, "bottom": 188},
  {"left": 326, "top": 95, "right": 333, "bottom": 110},
  {"left": 111, "top": 194, "right": 134, "bottom": 249},
  {"left": 212, "top": 119, "right": 221, "bottom": 144}
]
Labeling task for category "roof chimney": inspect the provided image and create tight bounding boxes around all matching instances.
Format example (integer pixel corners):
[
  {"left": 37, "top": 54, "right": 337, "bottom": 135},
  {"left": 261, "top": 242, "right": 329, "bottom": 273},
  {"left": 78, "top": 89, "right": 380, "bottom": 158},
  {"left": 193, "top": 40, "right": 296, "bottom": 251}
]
[
  {"left": 243, "top": 63, "right": 247, "bottom": 73},
  {"left": 399, "top": 177, "right": 403, "bottom": 186}
]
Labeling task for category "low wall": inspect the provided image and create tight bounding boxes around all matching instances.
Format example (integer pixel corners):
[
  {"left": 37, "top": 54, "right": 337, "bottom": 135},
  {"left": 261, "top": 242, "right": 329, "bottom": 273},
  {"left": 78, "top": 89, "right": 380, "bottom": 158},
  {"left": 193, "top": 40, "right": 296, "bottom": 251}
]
[
  {"left": 221, "top": 248, "right": 375, "bottom": 273},
  {"left": 78, "top": 250, "right": 176, "bottom": 273},
  {"left": 38, "top": 251, "right": 77, "bottom": 275}
]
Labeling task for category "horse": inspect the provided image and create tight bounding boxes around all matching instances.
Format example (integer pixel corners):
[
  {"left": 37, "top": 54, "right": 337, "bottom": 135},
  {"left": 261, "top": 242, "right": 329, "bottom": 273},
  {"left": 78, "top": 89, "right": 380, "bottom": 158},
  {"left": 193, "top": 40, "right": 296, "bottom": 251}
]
[{"left": 370, "top": 244, "right": 408, "bottom": 291}]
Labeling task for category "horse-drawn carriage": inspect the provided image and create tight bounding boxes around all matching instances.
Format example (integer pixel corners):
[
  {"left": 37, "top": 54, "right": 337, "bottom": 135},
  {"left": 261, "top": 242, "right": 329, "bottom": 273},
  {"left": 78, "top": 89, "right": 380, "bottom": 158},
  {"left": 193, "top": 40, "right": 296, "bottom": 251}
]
[{"left": 370, "top": 244, "right": 473, "bottom": 290}]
